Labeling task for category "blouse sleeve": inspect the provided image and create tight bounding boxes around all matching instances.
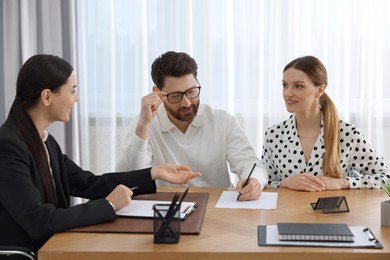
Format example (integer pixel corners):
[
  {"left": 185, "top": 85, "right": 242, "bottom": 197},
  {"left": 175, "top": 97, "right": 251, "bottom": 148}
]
[{"left": 342, "top": 123, "right": 390, "bottom": 189}]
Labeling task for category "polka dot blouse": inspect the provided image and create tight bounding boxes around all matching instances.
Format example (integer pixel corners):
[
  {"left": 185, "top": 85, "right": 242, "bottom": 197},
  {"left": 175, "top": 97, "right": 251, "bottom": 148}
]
[{"left": 261, "top": 114, "right": 390, "bottom": 189}]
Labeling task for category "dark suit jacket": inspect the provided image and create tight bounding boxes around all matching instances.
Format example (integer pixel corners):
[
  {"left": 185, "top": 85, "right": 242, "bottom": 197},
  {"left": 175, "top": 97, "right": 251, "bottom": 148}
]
[{"left": 0, "top": 120, "right": 156, "bottom": 252}]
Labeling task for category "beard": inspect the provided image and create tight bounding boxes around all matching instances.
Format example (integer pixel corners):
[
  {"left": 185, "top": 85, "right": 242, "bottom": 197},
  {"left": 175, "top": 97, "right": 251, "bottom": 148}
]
[{"left": 164, "top": 100, "right": 200, "bottom": 123}]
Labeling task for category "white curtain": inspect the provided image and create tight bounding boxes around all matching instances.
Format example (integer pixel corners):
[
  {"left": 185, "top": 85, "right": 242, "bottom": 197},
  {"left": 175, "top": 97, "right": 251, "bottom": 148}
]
[
  {"left": 0, "top": 0, "right": 83, "bottom": 204},
  {"left": 75, "top": 0, "right": 390, "bottom": 175},
  {"left": 1, "top": 0, "right": 78, "bottom": 156}
]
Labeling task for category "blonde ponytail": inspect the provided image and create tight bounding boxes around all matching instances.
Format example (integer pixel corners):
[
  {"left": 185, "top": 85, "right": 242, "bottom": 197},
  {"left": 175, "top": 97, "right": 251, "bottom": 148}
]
[{"left": 320, "top": 93, "right": 342, "bottom": 178}]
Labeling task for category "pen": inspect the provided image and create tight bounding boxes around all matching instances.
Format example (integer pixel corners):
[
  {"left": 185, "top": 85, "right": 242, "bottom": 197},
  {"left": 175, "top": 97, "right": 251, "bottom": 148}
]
[
  {"left": 237, "top": 163, "right": 257, "bottom": 201},
  {"left": 130, "top": 187, "right": 139, "bottom": 197},
  {"left": 157, "top": 188, "right": 189, "bottom": 237}
]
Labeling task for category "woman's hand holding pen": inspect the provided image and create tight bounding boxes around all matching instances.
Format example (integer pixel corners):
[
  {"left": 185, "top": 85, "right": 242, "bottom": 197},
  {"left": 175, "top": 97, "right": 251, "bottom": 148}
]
[
  {"left": 106, "top": 184, "right": 135, "bottom": 211},
  {"left": 236, "top": 178, "right": 262, "bottom": 201},
  {"left": 151, "top": 164, "right": 201, "bottom": 184}
]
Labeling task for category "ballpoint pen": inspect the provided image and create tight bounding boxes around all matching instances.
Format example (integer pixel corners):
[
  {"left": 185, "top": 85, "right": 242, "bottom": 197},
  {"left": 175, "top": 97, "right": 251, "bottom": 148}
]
[
  {"left": 237, "top": 163, "right": 257, "bottom": 201},
  {"left": 157, "top": 188, "right": 189, "bottom": 238},
  {"left": 130, "top": 186, "right": 139, "bottom": 196}
]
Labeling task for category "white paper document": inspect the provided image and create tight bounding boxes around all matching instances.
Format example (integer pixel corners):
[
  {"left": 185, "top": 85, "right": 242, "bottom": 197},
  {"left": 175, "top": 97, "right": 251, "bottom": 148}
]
[
  {"left": 116, "top": 200, "right": 197, "bottom": 219},
  {"left": 215, "top": 191, "right": 278, "bottom": 209}
]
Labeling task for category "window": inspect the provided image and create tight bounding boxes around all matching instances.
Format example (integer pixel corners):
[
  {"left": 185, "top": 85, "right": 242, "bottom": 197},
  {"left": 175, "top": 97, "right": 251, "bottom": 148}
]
[{"left": 75, "top": 0, "right": 390, "bottom": 174}]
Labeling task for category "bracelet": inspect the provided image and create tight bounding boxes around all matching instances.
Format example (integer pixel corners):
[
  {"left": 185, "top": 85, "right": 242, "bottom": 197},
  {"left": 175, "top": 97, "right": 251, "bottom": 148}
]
[{"left": 107, "top": 200, "right": 116, "bottom": 211}]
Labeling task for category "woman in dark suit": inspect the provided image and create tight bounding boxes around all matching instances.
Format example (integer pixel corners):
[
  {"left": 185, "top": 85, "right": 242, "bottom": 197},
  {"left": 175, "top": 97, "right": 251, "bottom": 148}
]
[
  {"left": 261, "top": 56, "right": 390, "bottom": 191},
  {"left": 0, "top": 54, "right": 201, "bottom": 252}
]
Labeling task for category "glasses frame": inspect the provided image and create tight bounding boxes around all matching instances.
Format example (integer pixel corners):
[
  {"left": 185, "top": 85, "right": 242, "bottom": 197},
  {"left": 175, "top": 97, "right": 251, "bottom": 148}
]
[{"left": 165, "top": 86, "right": 201, "bottom": 103}]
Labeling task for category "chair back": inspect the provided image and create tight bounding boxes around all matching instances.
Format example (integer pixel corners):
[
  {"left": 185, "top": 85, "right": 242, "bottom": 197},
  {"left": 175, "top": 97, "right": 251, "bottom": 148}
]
[{"left": 0, "top": 246, "right": 36, "bottom": 260}]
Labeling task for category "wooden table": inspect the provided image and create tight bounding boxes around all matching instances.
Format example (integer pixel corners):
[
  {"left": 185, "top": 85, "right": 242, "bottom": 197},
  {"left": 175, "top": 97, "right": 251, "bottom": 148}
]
[{"left": 38, "top": 187, "right": 390, "bottom": 260}]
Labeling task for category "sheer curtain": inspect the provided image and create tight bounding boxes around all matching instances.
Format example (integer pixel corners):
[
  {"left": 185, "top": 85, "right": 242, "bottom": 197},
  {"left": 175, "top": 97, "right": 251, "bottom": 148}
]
[
  {"left": 0, "top": 0, "right": 83, "bottom": 203},
  {"left": 75, "top": 0, "right": 390, "bottom": 175},
  {"left": 0, "top": 0, "right": 77, "bottom": 156}
]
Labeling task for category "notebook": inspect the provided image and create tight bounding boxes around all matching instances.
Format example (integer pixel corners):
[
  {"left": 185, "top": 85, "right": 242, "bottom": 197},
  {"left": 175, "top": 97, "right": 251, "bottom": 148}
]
[{"left": 277, "top": 223, "right": 355, "bottom": 242}]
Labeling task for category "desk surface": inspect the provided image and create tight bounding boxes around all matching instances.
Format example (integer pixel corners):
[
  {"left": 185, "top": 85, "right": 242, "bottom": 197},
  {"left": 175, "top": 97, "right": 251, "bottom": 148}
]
[{"left": 39, "top": 187, "right": 390, "bottom": 260}]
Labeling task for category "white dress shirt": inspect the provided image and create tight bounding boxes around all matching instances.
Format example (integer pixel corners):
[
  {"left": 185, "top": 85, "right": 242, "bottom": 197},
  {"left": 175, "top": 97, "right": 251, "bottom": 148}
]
[
  {"left": 116, "top": 104, "right": 268, "bottom": 187},
  {"left": 261, "top": 114, "right": 390, "bottom": 189}
]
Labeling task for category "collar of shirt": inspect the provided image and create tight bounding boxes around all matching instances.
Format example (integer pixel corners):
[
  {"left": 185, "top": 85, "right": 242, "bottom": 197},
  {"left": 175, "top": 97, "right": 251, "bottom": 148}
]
[
  {"left": 282, "top": 114, "right": 324, "bottom": 144},
  {"left": 283, "top": 114, "right": 325, "bottom": 172},
  {"left": 41, "top": 129, "right": 53, "bottom": 175},
  {"left": 42, "top": 129, "right": 49, "bottom": 142},
  {"left": 157, "top": 104, "right": 206, "bottom": 132}
]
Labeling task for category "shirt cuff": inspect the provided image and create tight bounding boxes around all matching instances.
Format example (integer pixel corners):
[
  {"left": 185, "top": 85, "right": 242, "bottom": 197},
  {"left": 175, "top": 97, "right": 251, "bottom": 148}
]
[
  {"left": 126, "top": 134, "right": 148, "bottom": 153},
  {"left": 107, "top": 200, "right": 116, "bottom": 211},
  {"left": 251, "top": 167, "right": 268, "bottom": 189},
  {"left": 346, "top": 177, "right": 361, "bottom": 189}
]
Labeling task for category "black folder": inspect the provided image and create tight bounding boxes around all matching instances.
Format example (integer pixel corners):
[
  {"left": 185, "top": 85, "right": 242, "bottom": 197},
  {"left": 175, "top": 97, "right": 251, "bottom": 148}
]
[{"left": 258, "top": 225, "right": 383, "bottom": 248}]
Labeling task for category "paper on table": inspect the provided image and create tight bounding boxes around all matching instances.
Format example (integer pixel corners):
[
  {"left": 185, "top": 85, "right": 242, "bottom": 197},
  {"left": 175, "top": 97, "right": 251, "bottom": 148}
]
[
  {"left": 215, "top": 191, "right": 278, "bottom": 209},
  {"left": 116, "top": 200, "right": 197, "bottom": 220}
]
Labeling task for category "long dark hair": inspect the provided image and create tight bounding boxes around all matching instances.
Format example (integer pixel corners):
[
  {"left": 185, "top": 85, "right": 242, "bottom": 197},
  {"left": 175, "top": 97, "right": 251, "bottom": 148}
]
[
  {"left": 284, "top": 56, "right": 341, "bottom": 178},
  {"left": 7, "top": 54, "right": 73, "bottom": 207}
]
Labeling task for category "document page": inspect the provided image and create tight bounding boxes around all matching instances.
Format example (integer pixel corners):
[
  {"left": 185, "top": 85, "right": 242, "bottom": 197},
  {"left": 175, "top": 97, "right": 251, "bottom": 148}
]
[
  {"left": 215, "top": 191, "right": 278, "bottom": 209},
  {"left": 116, "top": 200, "right": 197, "bottom": 219}
]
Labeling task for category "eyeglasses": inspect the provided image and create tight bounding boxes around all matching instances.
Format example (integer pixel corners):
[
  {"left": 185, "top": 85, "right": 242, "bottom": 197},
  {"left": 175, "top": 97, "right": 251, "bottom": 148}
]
[{"left": 165, "top": 86, "right": 201, "bottom": 103}]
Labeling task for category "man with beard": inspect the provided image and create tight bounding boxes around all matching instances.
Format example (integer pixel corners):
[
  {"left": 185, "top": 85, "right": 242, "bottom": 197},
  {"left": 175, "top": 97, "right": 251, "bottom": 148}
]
[{"left": 116, "top": 51, "right": 268, "bottom": 201}]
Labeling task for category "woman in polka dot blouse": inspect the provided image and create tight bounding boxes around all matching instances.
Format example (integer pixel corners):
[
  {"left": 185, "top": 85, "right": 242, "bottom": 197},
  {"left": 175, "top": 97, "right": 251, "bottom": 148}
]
[{"left": 261, "top": 56, "right": 390, "bottom": 191}]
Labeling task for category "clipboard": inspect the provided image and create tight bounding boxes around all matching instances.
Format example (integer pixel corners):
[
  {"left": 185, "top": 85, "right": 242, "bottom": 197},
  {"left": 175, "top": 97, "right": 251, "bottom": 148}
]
[
  {"left": 116, "top": 200, "right": 197, "bottom": 220},
  {"left": 67, "top": 192, "right": 209, "bottom": 234},
  {"left": 257, "top": 225, "right": 383, "bottom": 249}
]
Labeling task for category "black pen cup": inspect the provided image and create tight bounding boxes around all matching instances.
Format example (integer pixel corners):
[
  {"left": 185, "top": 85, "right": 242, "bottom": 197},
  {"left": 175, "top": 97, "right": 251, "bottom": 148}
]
[{"left": 153, "top": 204, "right": 180, "bottom": 243}]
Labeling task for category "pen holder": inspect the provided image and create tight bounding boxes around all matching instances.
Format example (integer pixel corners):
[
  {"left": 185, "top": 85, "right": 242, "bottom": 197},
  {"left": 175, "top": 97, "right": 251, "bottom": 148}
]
[
  {"left": 381, "top": 200, "right": 390, "bottom": 227},
  {"left": 153, "top": 204, "right": 180, "bottom": 243}
]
